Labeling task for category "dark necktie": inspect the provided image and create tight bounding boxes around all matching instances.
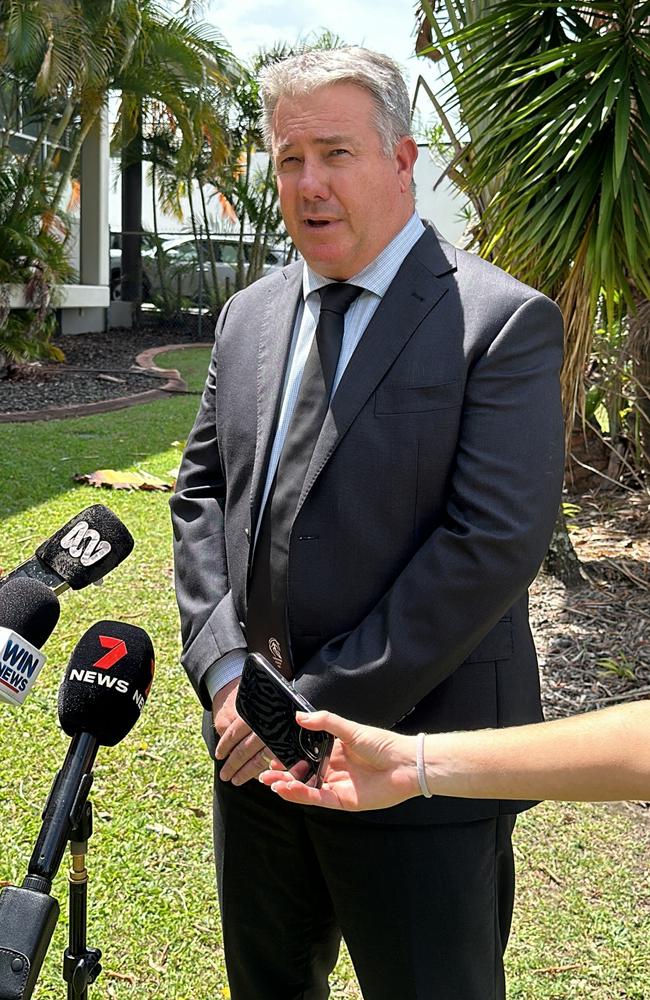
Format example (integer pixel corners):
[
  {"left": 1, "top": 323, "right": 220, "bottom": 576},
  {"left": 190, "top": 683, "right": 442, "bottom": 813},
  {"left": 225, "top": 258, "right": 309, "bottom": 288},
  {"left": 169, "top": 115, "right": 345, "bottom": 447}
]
[{"left": 246, "top": 282, "right": 363, "bottom": 677}]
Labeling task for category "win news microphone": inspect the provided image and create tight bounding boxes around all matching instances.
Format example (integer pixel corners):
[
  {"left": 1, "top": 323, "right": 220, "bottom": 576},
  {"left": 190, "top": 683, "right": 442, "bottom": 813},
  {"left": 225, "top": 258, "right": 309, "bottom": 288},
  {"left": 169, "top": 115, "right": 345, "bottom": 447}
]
[
  {"left": 0, "top": 578, "right": 61, "bottom": 706},
  {"left": 0, "top": 622, "right": 154, "bottom": 1000},
  {"left": 0, "top": 506, "right": 134, "bottom": 596}
]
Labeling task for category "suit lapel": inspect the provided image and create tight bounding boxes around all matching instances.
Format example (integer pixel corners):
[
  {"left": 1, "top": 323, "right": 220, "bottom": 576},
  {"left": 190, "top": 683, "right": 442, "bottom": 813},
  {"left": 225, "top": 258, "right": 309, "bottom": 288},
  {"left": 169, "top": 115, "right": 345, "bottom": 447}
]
[
  {"left": 298, "top": 227, "right": 457, "bottom": 510},
  {"left": 249, "top": 264, "right": 303, "bottom": 528}
]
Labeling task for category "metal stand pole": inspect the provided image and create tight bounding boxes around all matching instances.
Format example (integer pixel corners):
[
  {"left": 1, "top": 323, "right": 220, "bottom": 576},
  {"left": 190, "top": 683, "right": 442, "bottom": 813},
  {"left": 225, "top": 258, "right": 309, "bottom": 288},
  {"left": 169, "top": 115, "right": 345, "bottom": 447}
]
[{"left": 62, "top": 802, "right": 101, "bottom": 1000}]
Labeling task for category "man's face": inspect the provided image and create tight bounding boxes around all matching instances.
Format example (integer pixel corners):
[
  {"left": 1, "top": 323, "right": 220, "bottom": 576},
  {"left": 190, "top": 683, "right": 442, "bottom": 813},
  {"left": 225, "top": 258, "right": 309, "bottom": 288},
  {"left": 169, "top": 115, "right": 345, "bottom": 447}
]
[{"left": 271, "top": 83, "right": 417, "bottom": 280}]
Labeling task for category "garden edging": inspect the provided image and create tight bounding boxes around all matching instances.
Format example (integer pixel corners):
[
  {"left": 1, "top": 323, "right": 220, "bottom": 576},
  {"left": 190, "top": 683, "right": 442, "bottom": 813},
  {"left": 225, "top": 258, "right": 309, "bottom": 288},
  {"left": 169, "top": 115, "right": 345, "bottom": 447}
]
[{"left": 0, "top": 343, "right": 211, "bottom": 423}]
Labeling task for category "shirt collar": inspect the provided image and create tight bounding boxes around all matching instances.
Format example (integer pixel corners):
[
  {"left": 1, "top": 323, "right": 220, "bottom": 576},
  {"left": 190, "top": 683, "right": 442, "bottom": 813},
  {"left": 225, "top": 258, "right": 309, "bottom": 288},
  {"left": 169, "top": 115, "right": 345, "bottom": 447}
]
[{"left": 302, "top": 212, "right": 425, "bottom": 302}]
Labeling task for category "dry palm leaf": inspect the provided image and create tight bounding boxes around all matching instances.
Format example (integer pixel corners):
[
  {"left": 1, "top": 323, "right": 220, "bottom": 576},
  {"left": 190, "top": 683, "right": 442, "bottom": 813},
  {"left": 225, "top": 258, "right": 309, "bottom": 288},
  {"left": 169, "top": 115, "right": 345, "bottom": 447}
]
[{"left": 73, "top": 469, "right": 174, "bottom": 491}]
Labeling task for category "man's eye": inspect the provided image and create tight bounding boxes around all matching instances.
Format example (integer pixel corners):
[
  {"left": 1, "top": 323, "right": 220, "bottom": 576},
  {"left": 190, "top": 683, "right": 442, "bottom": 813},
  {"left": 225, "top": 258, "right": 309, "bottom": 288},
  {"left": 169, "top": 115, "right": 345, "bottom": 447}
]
[{"left": 330, "top": 148, "right": 349, "bottom": 157}]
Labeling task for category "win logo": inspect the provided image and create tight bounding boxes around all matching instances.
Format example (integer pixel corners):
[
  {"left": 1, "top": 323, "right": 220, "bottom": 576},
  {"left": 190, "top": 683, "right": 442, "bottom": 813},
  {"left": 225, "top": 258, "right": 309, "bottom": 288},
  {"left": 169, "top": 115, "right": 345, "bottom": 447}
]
[
  {"left": 0, "top": 629, "right": 46, "bottom": 703},
  {"left": 1, "top": 637, "right": 40, "bottom": 678}
]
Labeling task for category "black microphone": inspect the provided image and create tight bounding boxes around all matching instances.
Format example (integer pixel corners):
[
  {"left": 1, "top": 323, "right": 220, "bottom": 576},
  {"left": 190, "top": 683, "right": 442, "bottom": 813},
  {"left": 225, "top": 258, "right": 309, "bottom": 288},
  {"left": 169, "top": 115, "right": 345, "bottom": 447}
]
[
  {"left": 0, "top": 578, "right": 60, "bottom": 706},
  {"left": 24, "top": 621, "right": 155, "bottom": 892},
  {"left": 0, "top": 622, "right": 154, "bottom": 1000},
  {"left": 0, "top": 506, "right": 134, "bottom": 595}
]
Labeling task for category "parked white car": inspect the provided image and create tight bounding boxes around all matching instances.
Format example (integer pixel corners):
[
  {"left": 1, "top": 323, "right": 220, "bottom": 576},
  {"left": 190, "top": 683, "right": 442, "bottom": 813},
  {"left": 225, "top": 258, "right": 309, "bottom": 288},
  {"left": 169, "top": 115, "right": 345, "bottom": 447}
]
[{"left": 110, "top": 233, "right": 287, "bottom": 303}]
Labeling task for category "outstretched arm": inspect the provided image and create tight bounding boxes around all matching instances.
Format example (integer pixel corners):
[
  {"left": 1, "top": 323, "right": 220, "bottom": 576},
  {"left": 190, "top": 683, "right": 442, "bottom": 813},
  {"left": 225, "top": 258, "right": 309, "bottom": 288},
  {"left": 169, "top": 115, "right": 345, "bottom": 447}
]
[{"left": 259, "top": 702, "right": 650, "bottom": 809}]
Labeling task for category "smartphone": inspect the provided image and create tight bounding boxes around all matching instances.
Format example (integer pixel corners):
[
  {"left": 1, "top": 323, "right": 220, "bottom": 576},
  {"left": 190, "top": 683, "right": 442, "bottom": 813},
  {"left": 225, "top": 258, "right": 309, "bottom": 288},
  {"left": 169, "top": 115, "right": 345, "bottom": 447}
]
[{"left": 236, "top": 653, "right": 333, "bottom": 787}]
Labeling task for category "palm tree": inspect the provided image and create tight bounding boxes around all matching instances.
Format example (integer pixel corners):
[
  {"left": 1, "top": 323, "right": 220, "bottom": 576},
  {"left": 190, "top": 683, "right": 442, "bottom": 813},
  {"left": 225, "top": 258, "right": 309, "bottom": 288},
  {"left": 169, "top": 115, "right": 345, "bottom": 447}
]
[
  {"left": 0, "top": 1, "right": 239, "bottom": 331},
  {"left": 418, "top": 1, "right": 650, "bottom": 440},
  {"left": 209, "top": 34, "right": 345, "bottom": 294},
  {"left": 438, "top": 3, "right": 649, "bottom": 421},
  {"left": 0, "top": 150, "right": 73, "bottom": 369},
  {"left": 416, "top": 1, "right": 650, "bottom": 582},
  {"left": 111, "top": 4, "right": 239, "bottom": 307},
  {"left": 0, "top": 0, "right": 109, "bottom": 367}
]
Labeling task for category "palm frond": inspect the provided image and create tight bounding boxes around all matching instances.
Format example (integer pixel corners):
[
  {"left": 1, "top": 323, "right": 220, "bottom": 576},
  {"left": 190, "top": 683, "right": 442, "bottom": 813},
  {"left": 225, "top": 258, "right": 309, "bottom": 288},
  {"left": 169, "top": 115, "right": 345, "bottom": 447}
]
[{"left": 418, "top": 0, "right": 650, "bottom": 426}]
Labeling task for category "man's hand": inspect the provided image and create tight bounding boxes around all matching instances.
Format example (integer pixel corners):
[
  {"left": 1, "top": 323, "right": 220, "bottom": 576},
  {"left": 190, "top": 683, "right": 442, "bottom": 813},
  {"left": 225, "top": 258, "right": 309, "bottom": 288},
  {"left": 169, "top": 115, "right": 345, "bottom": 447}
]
[{"left": 213, "top": 677, "right": 273, "bottom": 785}]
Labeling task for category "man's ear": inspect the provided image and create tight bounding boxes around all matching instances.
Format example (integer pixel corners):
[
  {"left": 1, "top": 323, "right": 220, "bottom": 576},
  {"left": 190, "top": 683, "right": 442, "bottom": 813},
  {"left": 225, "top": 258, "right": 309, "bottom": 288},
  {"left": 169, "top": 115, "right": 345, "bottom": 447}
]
[{"left": 395, "top": 136, "right": 418, "bottom": 193}]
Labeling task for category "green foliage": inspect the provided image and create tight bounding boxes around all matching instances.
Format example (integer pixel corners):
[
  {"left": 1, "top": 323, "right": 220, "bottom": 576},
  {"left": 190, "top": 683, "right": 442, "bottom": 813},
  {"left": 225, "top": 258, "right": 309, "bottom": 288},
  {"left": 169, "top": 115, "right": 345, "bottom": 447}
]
[
  {"left": 562, "top": 501, "right": 582, "bottom": 522},
  {"left": 597, "top": 655, "right": 637, "bottom": 681},
  {"left": 443, "top": 2, "right": 650, "bottom": 309},
  {"left": 0, "top": 150, "right": 73, "bottom": 364},
  {"left": 417, "top": 1, "right": 650, "bottom": 429},
  {"left": 0, "top": 0, "right": 240, "bottom": 361},
  {"left": 113, "top": 7, "right": 240, "bottom": 178},
  {"left": 582, "top": 307, "right": 647, "bottom": 482}
]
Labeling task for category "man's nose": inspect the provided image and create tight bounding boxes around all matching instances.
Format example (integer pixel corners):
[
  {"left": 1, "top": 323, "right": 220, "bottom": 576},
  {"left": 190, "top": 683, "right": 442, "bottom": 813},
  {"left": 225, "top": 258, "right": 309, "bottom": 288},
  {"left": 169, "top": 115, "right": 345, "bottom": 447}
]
[{"left": 297, "top": 159, "right": 329, "bottom": 200}]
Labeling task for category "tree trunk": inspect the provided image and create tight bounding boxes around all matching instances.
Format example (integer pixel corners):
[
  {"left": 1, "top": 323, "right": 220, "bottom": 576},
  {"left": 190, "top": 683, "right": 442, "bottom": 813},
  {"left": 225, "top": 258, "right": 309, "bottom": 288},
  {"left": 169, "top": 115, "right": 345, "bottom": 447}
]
[
  {"left": 198, "top": 176, "right": 221, "bottom": 306},
  {"left": 51, "top": 113, "right": 97, "bottom": 211},
  {"left": 151, "top": 161, "right": 173, "bottom": 315},
  {"left": 236, "top": 147, "right": 252, "bottom": 291},
  {"left": 121, "top": 100, "right": 143, "bottom": 315},
  {"left": 42, "top": 98, "right": 76, "bottom": 173},
  {"left": 543, "top": 505, "right": 585, "bottom": 588},
  {"left": 248, "top": 157, "right": 275, "bottom": 284},
  {"left": 628, "top": 290, "right": 650, "bottom": 474}
]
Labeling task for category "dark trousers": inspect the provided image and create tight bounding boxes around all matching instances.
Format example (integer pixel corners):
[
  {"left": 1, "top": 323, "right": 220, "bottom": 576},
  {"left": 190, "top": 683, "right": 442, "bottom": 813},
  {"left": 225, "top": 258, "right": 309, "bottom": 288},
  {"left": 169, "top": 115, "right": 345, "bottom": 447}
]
[{"left": 213, "top": 767, "right": 516, "bottom": 1000}]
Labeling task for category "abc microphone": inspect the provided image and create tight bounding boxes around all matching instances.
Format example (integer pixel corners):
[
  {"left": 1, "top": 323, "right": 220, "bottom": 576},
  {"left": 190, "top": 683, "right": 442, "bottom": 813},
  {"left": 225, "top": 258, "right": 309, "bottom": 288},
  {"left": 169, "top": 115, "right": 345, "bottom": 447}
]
[
  {"left": 0, "top": 506, "right": 134, "bottom": 596},
  {"left": 0, "top": 578, "right": 61, "bottom": 706},
  {"left": 0, "top": 622, "right": 154, "bottom": 1000}
]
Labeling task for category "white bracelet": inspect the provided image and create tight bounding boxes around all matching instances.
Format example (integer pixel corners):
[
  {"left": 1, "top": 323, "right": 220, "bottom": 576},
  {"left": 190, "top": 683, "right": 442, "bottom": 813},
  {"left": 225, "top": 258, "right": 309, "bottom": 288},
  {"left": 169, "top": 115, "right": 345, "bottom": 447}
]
[{"left": 416, "top": 732, "right": 433, "bottom": 798}]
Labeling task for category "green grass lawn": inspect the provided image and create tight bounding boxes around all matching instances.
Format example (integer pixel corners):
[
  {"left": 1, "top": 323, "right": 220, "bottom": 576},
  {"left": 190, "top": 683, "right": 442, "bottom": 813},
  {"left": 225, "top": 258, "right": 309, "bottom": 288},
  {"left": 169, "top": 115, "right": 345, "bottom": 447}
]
[{"left": 0, "top": 347, "right": 648, "bottom": 999}]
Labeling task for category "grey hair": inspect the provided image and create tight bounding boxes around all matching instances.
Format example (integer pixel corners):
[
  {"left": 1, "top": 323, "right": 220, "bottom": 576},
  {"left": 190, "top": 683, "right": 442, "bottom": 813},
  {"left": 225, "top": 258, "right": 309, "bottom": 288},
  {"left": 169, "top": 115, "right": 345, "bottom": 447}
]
[{"left": 259, "top": 47, "right": 412, "bottom": 157}]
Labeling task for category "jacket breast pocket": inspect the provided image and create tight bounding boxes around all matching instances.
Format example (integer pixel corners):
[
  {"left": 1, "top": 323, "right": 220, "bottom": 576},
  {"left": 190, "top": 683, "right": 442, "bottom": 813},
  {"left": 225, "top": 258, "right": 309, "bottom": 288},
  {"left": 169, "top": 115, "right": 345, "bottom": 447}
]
[{"left": 374, "top": 379, "right": 462, "bottom": 415}]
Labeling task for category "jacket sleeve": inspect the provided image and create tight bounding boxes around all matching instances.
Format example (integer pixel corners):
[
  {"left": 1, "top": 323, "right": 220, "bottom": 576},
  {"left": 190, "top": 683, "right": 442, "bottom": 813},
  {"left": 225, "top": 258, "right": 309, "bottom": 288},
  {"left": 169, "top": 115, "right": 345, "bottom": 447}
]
[
  {"left": 294, "top": 293, "right": 565, "bottom": 727},
  {"left": 169, "top": 297, "right": 246, "bottom": 710}
]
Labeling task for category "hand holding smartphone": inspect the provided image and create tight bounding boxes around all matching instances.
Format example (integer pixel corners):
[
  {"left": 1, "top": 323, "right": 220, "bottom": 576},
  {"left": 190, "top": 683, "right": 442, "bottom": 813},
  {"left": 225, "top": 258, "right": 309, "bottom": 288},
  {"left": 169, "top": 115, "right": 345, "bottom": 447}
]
[{"left": 236, "top": 653, "right": 333, "bottom": 787}]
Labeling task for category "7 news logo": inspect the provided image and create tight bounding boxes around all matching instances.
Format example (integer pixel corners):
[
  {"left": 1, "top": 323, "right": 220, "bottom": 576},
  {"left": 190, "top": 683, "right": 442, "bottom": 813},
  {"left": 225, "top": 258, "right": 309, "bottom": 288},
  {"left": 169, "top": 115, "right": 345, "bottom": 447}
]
[
  {"left": 68, "top": 634, "right": 129, "bottom": 695},
  {"left": 69, "top": 634, "right": 153, "bottom": 711}
]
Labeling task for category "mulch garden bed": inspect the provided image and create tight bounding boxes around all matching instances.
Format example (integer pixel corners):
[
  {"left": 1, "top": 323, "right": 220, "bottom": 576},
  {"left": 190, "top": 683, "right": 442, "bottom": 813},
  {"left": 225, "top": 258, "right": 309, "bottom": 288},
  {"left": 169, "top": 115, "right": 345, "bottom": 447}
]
[
  {"left": 0, "top": 317, "right": 211, "bottom": 414},
  {"left": 531, "top": 492, "right": 649, "bottom": 722}
]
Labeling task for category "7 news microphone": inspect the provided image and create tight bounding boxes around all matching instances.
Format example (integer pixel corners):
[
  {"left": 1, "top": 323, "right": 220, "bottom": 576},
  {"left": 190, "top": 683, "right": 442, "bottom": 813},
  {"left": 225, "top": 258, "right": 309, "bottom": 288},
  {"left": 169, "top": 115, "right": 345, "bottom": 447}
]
[
  {"left": 0, "top": 505, "right": 134, "bottom": 596},
  {"left": 0, "top": 621, "right": 155, "bottom": 1000}
]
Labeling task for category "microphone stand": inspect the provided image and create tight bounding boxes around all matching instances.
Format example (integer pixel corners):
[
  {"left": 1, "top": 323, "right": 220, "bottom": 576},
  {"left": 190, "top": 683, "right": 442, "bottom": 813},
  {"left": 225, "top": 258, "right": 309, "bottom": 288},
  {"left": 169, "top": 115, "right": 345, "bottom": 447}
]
[
  {"left": 62, "top": 801, "right": 102, "bottom": 1000},
  {"left": 0, "top": 735, "right": 103, "bottom": 1000}
]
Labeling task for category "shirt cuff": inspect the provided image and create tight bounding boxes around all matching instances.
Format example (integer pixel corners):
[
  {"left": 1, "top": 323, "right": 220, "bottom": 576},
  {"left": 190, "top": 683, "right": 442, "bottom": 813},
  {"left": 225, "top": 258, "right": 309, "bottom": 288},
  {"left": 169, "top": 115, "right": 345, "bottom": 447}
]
[{"left": 204, "top": 648, "right": 247, "bottom": 703}]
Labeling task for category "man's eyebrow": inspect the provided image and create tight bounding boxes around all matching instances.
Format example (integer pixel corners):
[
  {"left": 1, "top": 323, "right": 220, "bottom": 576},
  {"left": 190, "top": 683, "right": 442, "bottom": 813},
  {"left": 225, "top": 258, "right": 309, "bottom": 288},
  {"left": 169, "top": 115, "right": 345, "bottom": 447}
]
[{"left": 275, "top": 135, "right": 355, "bottom": 154}]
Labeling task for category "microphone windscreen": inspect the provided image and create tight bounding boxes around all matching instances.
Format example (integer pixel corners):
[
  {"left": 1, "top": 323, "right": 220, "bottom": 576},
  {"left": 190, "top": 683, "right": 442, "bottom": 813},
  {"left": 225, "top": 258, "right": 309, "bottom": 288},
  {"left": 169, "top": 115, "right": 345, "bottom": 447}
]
[
  {"left": 35, "top": 505, "right": 134, "bottom": 589},
  {"left": 58, "top": 621, "right": 155, "bottom": 746},
  {"left": 0, "top": 577, "right": 60, "bottom": 648}
]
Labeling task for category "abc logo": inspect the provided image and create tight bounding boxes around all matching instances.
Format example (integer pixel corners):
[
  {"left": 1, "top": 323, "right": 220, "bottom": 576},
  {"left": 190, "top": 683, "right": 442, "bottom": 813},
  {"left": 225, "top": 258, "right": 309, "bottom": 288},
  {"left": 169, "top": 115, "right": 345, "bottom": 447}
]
[{"left": 60, "top": 521, "right": 112, "bottom": 567}]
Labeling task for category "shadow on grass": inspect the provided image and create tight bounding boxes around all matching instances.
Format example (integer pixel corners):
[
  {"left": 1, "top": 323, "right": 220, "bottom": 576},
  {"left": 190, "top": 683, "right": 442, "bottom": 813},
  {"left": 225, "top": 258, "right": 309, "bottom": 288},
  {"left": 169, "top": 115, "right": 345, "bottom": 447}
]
[{"left": 0, "top": 348, "right": 210, "bottom": 522}]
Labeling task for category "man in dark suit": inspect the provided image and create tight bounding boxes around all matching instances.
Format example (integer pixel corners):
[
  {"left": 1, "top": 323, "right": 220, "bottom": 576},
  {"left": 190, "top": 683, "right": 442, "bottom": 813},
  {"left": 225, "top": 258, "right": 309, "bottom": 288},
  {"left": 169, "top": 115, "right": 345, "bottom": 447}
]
[{"left": 170, "top": 47, "right": 564, "bottom": 1000}]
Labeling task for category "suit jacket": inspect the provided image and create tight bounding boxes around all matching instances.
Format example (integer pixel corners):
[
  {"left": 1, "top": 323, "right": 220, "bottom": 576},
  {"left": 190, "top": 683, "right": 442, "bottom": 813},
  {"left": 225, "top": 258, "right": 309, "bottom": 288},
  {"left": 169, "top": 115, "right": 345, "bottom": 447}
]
[{"left": 170, "top": 225, "right": 565, "bottom": 824}]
